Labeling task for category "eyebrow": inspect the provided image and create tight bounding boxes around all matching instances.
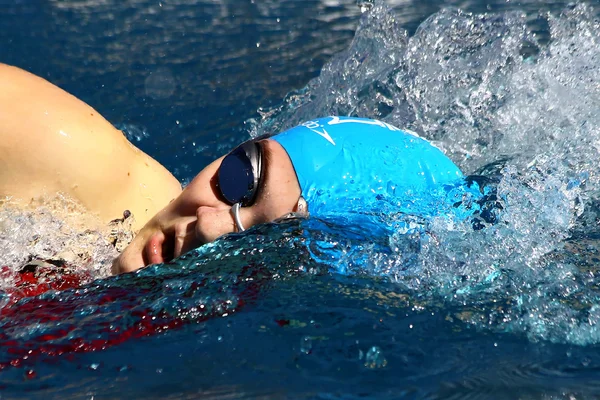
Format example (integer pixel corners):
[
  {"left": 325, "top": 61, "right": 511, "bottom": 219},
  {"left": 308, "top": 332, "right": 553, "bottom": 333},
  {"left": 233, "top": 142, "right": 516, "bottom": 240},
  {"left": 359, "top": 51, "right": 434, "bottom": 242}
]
[{"left": 256, "top": 140, "right": 271, "bottom": 201}]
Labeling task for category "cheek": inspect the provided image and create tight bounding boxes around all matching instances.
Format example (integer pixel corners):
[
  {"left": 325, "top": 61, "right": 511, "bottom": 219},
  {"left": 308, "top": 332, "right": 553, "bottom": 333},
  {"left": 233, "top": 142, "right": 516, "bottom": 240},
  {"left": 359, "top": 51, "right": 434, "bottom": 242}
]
[
  {"left": 253, "top": 196, "right": 296, "bottom": 223},
  {"left": 195, "top": 207, "right": 236, "bottom": 243},
  {"left": 112, "top": 234, "right": 147, "bottom": 274}
]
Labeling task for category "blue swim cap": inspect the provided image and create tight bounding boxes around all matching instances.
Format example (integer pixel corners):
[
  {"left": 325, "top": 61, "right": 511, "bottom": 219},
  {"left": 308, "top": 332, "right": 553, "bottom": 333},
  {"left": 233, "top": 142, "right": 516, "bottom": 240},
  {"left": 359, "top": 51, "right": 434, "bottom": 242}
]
[{"left": 271, "top": 116, "right": 466, "bottom": 219}]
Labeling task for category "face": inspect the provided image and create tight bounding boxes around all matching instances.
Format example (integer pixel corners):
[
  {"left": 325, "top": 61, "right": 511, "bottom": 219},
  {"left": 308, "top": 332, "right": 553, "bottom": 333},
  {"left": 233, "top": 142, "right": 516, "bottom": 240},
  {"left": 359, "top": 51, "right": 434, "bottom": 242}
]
[{"left": 112, "top": 139, "right": 302, "bottom": 274}]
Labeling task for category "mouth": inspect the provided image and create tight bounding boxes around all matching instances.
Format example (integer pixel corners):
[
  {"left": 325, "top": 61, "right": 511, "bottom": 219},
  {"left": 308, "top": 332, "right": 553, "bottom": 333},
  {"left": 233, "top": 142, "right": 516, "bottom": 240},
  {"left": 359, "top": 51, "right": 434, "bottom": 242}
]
[{"left": 144, "top": 233, "right": 174, "bottom": 266}]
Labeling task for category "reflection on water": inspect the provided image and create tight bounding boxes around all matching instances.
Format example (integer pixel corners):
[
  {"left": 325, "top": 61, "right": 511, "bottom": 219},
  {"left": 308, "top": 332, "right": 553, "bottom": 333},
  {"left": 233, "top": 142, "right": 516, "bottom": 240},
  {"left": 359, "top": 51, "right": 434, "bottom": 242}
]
[{"left": 144, "top": 67, "right": 176, "bottom": 99}]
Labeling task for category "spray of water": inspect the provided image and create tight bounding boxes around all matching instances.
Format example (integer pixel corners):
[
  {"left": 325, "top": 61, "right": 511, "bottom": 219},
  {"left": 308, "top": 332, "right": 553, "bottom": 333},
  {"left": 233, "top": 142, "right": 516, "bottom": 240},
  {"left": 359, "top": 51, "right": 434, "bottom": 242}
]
[
  {"left": 0, "top": 196, "right": 119, "bottom": 286},
  {"left": 248, "top": 3, "right": 600, "bottom": 344}
]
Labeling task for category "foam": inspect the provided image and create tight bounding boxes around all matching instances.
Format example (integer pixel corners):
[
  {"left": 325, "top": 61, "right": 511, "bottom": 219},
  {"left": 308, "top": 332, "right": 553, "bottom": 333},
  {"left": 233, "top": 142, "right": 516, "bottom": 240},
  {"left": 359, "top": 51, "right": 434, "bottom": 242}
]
[{"left": 249, "top": 3, "right": 600, "bottom": 345}]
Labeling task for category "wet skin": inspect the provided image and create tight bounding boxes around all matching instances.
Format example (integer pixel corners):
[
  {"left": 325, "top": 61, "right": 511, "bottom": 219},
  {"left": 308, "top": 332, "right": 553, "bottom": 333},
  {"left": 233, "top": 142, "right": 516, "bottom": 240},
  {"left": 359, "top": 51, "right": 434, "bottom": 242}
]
[
  {"left": 0, "top": 64, "right": 182, "bottom": 232},
  {"left": 112, "top": 139, "right": 302, "bottom": 274}
]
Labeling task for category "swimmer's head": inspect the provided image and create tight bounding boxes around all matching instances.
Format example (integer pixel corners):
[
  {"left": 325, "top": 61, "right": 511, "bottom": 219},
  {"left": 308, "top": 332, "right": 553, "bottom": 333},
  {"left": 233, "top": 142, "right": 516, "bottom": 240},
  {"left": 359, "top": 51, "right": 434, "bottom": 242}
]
[
  {"left": 113, "top": 117, "right": 463, "bottom": 274},
  {"left": 270, "top": 116, "right": 463, "bottom": 217},
  {"left": 112, "top": 138, "right": 303, "bottom": 274}
]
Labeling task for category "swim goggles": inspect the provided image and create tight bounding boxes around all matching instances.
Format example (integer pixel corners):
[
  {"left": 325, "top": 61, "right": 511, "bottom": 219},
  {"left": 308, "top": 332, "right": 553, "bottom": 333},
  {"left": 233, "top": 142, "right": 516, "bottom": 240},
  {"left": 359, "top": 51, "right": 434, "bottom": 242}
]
[
  {"left": 217, "top": 140, "right": 263, "bottom": 233},
  {"left": 217, "top": 140, "right": 263, "bottom": 208},
  {"left": 216, "top": 140, "right": 308, "bottom": 232}
]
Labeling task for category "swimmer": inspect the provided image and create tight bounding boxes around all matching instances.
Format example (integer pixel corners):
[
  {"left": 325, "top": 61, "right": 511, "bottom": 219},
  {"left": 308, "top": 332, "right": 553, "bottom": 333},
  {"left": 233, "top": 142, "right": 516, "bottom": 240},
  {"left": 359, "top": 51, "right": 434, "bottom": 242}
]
[
  {"left": 113, "top": 116, "right": 471, "bottom": 273},
  {"left": 0, "top": 64, "right": 473, "bottom": 275}
]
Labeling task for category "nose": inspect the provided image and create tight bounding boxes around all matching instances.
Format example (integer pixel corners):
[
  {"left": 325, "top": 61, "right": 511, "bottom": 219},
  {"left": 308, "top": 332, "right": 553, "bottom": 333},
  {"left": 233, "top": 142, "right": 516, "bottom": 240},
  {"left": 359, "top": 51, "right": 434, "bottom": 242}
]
[
  {"left": 195, "top": 205, "right": 238, "bottom": 244},
  {"left": 171, "top": 215, "right": 200, "bottom": 258},
  {"left": 144, "top": 215, "right": 200, "bottom": 266}
]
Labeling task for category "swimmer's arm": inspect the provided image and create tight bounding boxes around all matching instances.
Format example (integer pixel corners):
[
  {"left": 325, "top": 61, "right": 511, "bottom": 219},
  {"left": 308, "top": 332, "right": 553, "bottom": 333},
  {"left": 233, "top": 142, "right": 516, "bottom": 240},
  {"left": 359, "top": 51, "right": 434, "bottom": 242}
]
[{"left": 0, "top": 63, "right": 182, "bottom": 230}]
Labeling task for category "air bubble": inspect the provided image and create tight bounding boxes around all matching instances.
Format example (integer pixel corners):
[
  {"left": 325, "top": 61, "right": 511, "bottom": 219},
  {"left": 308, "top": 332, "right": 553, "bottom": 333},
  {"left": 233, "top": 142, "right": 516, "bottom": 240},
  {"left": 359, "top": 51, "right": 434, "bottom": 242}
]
[
  {"left": 356, "top": 0, "right": 374, "bottom": 13},
  {"left": 300, "top": 336, "right": 313, "bottom": 354},
  {"left": 364, "top": 346, "right": 387, "bottom": 369}
]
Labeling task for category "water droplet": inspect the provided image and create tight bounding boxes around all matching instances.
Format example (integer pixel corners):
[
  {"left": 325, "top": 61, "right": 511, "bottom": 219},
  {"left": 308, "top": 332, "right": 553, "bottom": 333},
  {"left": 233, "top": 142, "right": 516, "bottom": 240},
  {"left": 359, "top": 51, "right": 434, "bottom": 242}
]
[
  {"left": 582, "top": 358, "right": 591, "bottom": 367},
  {"left": 356, "top": 0, "right": 374, "bottom": 13},
  {"left": 300, "top": 336, "right": 313, "bottom": 354},
  {"left": 364, "top": 346, "right": 387, "bottom": 369},
  {"left": 386, "top": 181, "right": 396, "bottom": 195},
  {"left": 116, "top": 123, "right": 150, "bottom": 142}
]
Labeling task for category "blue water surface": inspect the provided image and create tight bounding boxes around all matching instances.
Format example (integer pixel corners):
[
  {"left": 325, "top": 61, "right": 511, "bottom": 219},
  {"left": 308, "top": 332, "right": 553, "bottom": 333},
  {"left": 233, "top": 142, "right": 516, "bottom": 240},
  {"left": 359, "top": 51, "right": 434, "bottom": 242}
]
[{"left": 3, "top": 0, "right": 600, "bottom": 399}]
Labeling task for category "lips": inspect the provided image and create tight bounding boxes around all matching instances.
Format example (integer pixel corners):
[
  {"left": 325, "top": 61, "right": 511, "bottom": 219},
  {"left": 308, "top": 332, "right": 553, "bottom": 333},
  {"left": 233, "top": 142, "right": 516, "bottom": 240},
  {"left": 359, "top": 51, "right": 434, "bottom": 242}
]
[{"left": 144, "top": 233, "right": 166, "bottom": 265}]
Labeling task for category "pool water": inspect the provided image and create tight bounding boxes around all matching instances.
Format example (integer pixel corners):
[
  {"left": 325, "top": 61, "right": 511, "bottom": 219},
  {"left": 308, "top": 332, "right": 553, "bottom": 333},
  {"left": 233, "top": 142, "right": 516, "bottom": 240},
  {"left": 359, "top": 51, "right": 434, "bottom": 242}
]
[{"left": 3, "top": 0, "right": 600, "bottom": 398}]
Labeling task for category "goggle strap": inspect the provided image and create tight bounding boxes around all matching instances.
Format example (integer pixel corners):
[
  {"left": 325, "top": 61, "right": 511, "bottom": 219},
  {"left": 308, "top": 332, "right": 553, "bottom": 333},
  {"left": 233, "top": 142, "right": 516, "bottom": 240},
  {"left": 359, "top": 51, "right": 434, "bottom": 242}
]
[{"left": 231, "top": 203, "right": 246, "bottom": 232}]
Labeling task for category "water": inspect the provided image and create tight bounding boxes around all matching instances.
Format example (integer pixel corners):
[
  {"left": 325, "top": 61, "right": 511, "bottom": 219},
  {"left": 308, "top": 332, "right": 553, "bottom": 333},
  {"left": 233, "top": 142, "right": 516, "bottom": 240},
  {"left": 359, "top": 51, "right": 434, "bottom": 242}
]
[
  {"left": 3, "top": 0, "right": 600, "bottom": 398},
  {"left": 250, "top": 1, "right": 600, "bottom": 345}
]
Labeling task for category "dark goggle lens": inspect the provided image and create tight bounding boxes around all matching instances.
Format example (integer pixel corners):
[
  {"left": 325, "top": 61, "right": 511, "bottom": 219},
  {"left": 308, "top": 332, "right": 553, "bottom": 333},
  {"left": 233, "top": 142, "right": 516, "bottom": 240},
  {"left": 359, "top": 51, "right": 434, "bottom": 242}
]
[{"left": 217, "top": 145, "right": 258, "bottom": 206}]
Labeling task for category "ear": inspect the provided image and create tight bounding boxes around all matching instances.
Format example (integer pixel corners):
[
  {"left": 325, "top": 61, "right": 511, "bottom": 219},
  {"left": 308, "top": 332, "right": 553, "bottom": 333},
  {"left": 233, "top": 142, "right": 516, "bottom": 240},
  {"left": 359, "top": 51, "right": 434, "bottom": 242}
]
[{"left": 293, "top": 196, "right": 309, "bottom": 216}]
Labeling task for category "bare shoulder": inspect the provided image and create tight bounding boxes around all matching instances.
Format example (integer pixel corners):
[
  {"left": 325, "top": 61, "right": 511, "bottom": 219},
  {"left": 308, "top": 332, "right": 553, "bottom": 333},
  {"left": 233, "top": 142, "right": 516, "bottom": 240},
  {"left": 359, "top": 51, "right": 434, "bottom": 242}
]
[
  {"left": 0, "top": 63, "right": 121, "bottom": 140},
  {"left": 0, "top": 64, "right": 181, "bottom": 230}
]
